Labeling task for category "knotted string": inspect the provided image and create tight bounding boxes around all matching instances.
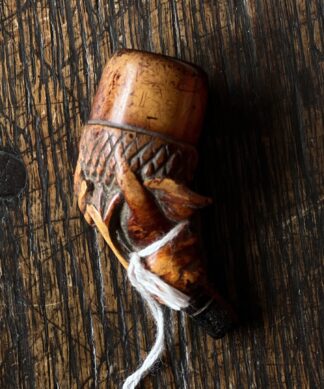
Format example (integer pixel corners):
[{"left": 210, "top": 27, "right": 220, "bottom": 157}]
[{"left": 123, "top": 221, "right": 190, "bottom": 389}]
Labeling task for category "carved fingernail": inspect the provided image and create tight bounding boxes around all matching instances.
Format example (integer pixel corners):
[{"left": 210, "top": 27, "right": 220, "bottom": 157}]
[{"left": 0, "top": 150, "right": 26, "bottom": 199}]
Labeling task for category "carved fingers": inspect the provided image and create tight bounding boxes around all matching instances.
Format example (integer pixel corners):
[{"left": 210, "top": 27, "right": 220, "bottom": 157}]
[
  {"left": 144, "top": 177, "right": 212, "bottom": 222},
  {"left": 74, "top": 160, "right": 94, "bottom": 225},
  {"left": 113, "top": 144, "right": 171, "bottom": 246}
]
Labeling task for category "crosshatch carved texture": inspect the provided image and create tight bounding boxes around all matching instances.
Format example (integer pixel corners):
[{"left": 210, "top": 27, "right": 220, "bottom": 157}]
[
  {"left": 78, "top": 125, "right": 196, "bottom": 191},
  {"left": 0, "top": 1, "right": 323, "bottom": 388}
]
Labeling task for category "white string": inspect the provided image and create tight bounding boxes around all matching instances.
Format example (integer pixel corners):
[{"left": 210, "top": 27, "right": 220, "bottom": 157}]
[{"left": 122, "top": 221, "right": 190, "bottom": 389}]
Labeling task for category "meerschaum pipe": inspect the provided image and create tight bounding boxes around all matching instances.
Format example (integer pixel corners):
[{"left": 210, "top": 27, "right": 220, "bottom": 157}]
[{"left": 74, "top": 49, "right": 235, "bottom": 338}]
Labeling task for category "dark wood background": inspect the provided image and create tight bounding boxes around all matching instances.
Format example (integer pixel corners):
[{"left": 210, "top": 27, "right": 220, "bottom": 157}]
[{"left": 0, "top": 1, "right": 323, "bottom": 388}]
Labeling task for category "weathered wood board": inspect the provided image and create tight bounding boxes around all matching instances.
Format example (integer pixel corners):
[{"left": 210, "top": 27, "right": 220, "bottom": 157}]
[{"left": 0, "top": 1, "right": 323, "bottom": 388}]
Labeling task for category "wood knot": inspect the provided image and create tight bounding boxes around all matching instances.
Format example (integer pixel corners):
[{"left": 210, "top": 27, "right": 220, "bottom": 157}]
[{"left": 0, "top": 150, "right": 26, "bottom": 199}]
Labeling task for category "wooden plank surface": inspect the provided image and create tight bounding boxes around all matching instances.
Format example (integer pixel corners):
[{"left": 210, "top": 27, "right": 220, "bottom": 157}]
[{"left": 0, "top": 1, "right": 323, "bottom": 388}]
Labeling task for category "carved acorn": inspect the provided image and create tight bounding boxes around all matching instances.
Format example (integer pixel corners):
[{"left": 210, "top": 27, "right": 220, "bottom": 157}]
[{"left": 74, "top": 49, "right": 235, "bottom": 338}]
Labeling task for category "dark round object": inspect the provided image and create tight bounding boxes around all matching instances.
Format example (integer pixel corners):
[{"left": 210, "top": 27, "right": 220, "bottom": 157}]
[
  {"left": 0, "top": 150, "right": 26, "bottom": 199},
  {"left": 186, "top": 292, "right": 236, "bottom": 339}
]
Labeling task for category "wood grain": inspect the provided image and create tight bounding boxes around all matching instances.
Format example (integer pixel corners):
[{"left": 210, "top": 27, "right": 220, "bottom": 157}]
[{"left": 0, "top": 1, "right": 323, "bottom": 388}]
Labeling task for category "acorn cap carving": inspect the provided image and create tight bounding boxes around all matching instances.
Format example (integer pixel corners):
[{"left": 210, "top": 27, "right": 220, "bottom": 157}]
[{"left": 89, "top": 49, "right": 208, "bottom": 145}]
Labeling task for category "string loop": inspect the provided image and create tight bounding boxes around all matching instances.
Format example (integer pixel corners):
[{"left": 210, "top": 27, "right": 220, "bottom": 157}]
[{"left": 122, "top": 222, "right": 190, "bottom": 389}]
